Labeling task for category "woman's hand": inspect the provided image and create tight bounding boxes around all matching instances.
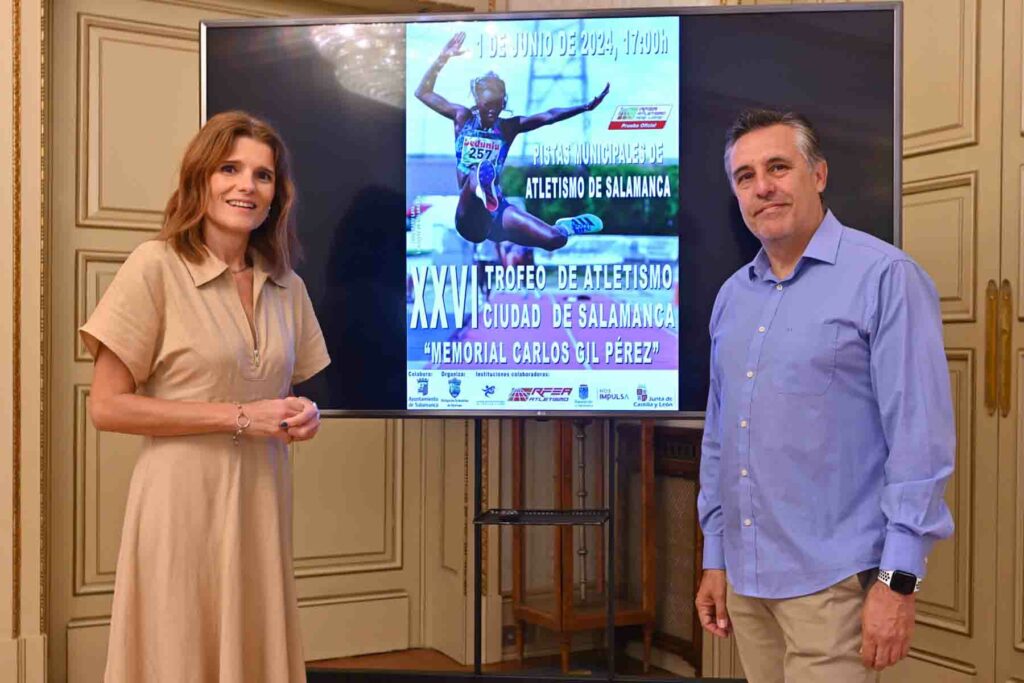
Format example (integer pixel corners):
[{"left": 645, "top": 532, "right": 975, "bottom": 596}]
[
  {"left": 441, "top": 32, "right": 467, "bottom": 60},
  {"left": 281, "top": 396, "right": 321, "bottom": 443},
  {"left": 587, "top": 82, "right": 610, "bottom": 111},
  {"left": 242, "top": 398, "right": 305, "bottom": 443}
]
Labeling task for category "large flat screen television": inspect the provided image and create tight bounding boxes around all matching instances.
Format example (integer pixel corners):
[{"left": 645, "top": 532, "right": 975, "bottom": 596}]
[{"left": 201, "top": 3, "right": 900, "bottom": 417}]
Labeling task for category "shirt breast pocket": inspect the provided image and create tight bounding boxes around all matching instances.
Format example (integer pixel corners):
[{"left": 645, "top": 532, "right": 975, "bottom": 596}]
[{"left": 770, "top": 323, "right": 839, "bottom": 396}]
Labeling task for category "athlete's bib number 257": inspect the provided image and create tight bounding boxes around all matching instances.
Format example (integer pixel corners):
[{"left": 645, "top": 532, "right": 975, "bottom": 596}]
[{"left": 461, "top": 135, "right": 502, "bottom": 166}]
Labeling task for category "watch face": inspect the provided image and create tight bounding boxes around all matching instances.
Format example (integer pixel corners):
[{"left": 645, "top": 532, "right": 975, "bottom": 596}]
[{"left": 890, "top": 571, "right": 917, "bottom": 595}]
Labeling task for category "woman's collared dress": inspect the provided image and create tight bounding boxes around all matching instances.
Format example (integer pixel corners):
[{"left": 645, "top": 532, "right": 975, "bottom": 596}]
[{"left": 79, "top": 239, "right": 330, "bottom": 683}]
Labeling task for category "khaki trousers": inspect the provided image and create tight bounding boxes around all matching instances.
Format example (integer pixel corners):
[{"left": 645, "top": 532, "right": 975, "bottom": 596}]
[{"left": 726, "top": 573, "right": 879, "bottom": 683}]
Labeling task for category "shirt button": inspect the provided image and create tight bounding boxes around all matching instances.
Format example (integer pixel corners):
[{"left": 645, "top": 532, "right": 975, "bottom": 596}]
[
  {"left": 743, "top": 519, "right": 752, "bottom": 527},
  {"left": 746, "top": 370, "right": 754, "bottom": 378},
  {"left": 758, "top": 326, "right": 766, "bottom": 333},
  {"left": 740, "top": 420, "right": 748, "bottom": 428},
  {"left": 776, "top": 284, "right": 783, "bottom": 291},
  {"left": 740, "top": 468, "right": 749, "bottom": 477}
]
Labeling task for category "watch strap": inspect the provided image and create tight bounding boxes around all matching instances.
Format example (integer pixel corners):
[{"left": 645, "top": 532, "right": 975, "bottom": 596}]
[{"left": 878, "top": 568, "right": 921, "bottom": 593}]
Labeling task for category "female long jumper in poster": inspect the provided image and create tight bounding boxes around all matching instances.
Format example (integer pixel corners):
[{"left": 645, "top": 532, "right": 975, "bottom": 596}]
[
  {"left": 406, "top": 17, "right": 681, "bottom": 412},
  {"left": 416, "top": 31, "right": 609, "bottom": 250}
]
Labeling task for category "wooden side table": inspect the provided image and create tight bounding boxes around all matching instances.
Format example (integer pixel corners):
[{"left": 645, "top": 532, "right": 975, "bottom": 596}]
[{"left": 510, "top": 419, "right": 656, "bottom": 673}]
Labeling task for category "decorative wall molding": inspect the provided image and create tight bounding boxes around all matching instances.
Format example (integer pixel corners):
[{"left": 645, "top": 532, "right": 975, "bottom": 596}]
[
  {"left": 903, "top": 172, "right": 977, "bottom": 323},
  {"left": 1016, "top": 352, "right": 1024, "bottom": 652},
  {"left": 297, "top": 588, "right": 409, "bottom": 609},
  {"left": 293, "top": 420, "right": 404, "bottom": 578},
  {"left": 915, "top": 350, "right": 973, "bottom": 635},
  {"left": 146, "top": 0, "right": 281, "bottom": 17},
  {"left": 10, "top": 0, "right": 24, "bottom": 643},
  {"left": 440, "top": 421, "right": 469, "bottom": 578},
  {"left": 480, "top": 419, "right": 489, "bottom": 595},
  {"left": 906, "top": 647, "right": 978, "bottom": 676},
  {"left": 72, "top": 385, "right": 141, "bottom": 596},
  {"left": 76, "top": 14, "right": 198, "bottom": 231},
  {"left": 463, "top": 421, "right": 469, "bottom": 595},
  {"left": 904, "top": 0, "right": 978, "bottom": 156},
  {"left": 74, "top": 249, "right": 127, "bottom": 361},
  {"left": 38, "top": 0, "right": 50, "bottom": 640},
  {"left": 66, "top": 617, "right": 112, "bottom": 682},
  {"left": 1016, "top": 167, "right": 1024, "bottom": 322},
  {"left": 65, "top": 616, "right": 109, "bottom": 629}
]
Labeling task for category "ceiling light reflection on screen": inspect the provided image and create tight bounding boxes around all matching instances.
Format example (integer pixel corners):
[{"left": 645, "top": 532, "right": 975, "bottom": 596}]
[{"left": 310, "top": 24, "right": 405, "bottom": 108}]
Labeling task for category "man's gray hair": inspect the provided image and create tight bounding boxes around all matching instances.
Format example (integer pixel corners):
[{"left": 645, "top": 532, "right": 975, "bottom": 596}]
[{"left": 723, "top": 108, "right": 826, "bottom": 182}]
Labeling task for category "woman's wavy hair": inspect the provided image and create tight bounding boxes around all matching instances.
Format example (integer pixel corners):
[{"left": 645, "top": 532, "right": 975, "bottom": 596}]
[{"left": 158, "top": 111, "right": 300, "bottom": 275}]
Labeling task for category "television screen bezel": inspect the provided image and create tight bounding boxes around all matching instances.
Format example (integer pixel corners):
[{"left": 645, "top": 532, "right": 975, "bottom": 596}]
[{"left": 200, "top": 2, "right": 902, "bottom": 419}]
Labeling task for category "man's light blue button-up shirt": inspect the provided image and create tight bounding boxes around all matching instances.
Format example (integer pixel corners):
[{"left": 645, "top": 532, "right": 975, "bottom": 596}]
[{"left": 698, "top": 211, "right": 955, "bottom": 599}]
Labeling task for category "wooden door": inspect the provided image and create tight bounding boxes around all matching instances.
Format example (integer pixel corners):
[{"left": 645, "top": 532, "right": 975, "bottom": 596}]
[{"left": 997, "top": 1, "right": 1024, "bottom": 680}]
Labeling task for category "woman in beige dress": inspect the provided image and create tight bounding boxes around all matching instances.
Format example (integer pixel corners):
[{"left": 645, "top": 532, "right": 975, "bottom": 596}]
[{"left": 80, "top": 111, "right": 330, "bottom": 682}]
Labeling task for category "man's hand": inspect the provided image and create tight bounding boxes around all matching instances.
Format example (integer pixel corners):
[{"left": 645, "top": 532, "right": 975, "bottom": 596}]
[
  {"left": 695, "top": 569, "right": 731, "bottom": 638},
  {"left": 860, "top": 581, "right": 915, "bottom": 671}
]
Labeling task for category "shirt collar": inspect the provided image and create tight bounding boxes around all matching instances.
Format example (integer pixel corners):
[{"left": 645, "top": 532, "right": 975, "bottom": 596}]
[
  {"left": 181, "top": 246, "right": 289, "bottom": 288},
  {"left": 748, "top": 210, "right": 843, "bottom": 281}
]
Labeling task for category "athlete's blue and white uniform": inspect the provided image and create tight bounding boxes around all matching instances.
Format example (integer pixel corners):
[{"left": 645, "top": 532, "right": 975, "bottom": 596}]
[{"left": 455, "top": 111, "right": 511, "bottom": 228}]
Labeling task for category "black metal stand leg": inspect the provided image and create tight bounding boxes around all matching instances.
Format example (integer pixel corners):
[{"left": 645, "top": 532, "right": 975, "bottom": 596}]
[
  {"left": 606, "top": 418, "right": 616, "bottom": 682},
  {"left": 474, "top": 418, "right": 483, "bottom": 676}
]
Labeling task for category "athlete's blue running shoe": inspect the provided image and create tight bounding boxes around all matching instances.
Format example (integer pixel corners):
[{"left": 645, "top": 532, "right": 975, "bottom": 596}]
[
  {"left": 555, "top": 213, "right": 604, "bottom": 235},
  {"left": 475, "top": 160, "right": 500, "bottom": 212}
]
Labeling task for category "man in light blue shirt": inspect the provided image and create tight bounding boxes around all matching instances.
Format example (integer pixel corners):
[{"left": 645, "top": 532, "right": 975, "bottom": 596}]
[{"left": 695, "top": 108, "right": 954, "bottom": 682}]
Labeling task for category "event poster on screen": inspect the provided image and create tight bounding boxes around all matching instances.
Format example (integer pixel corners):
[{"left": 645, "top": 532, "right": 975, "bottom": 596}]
[{"left": 404, "top": 17, "right": 679, "bottom": 412}]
